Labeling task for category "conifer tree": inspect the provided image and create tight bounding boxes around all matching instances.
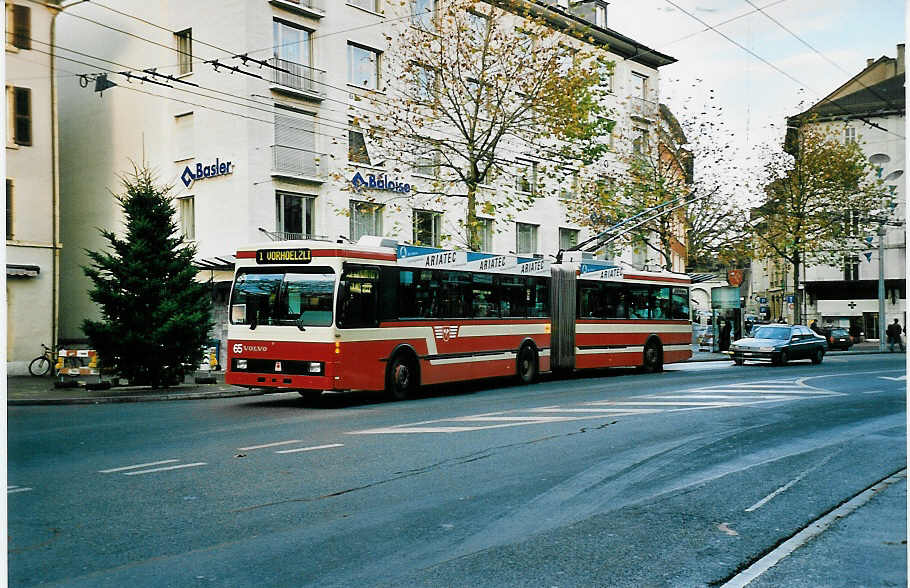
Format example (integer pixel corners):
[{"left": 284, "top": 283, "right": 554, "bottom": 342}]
[{"left": 82, "top": 167, "right": 212, "bottom": 387}]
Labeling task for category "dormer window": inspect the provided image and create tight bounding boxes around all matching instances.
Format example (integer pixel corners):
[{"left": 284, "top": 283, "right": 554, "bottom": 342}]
[{"left": 595, "top": 3, "right": 607, "bottom": 28}]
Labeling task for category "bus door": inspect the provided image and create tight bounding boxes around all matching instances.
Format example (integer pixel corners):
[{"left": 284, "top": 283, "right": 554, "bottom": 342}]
[{"left": 550, "top": 264, "right": 576, "bottom": 372}]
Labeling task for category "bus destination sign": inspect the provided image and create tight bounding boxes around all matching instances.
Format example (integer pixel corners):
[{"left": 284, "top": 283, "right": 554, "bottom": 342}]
[{"left": 256, "top": 248, "right": 313, "bottom": 264}]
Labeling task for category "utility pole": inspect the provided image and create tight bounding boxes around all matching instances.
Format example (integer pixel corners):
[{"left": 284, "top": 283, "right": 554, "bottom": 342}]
[{"left": 878, "top": 224, "right": 886, "bottom": 351}]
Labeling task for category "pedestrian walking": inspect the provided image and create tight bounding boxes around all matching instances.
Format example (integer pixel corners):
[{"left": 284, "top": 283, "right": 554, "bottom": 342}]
[
  {"left": 719, "top": 320, "right": 732, "bottom": 352},
  {"left": 886, "top": 319, "right": 905, "bottom": 352},
  {"left": 810, "top": 319, "right": 821, "bottom": 334}
]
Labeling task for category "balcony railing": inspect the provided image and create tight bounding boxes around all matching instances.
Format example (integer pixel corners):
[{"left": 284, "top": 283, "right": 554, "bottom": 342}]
[
  {"left": 259, "top": 229, "right": 331, "bottom": 242},
  {"left": 268, "top": 0, "right": 325, "bottom": 18},
  {"left": 271, "top": 144, "right": 326, "bottom": 181},
  {"left": 629, "top": 96, "right": 658, "bottom": 121},
  {"left": 268, "top": 57, "right": 325, "bottom": 99}
]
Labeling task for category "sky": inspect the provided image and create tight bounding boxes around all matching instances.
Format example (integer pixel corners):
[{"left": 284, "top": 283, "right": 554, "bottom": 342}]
[{"left": 607, "top": 0, "right": 906, "bottom": 196}]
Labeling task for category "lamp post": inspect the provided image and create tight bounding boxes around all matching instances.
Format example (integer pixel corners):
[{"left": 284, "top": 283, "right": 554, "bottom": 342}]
[{"left": 868, "top": 153, "right": 903, "bottom": 351}]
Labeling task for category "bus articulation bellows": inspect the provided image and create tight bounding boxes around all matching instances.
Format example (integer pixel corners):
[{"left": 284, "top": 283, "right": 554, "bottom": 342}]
[{"left": 226, "top": 237, "right": 692, "bottom": 399}]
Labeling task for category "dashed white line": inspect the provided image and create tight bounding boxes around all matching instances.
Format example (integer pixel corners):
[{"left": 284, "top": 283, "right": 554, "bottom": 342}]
[
  {"left": 99, "top": 459, "right": 180, "bottom": 474},
  {"left": 124, "top": 462, "right": 207, "bottom": 476},
  {"left": 237, "top": 440, "right": 304, "bottom": 451},
  {"left": 275, "top": 443, "right": 344, "bottom": 454},
  {"left": 8, "top": 486, "right": 33, "bottom": 494},
  {"left": 745, "top": 450, "right": 843, "bottom": 512}
]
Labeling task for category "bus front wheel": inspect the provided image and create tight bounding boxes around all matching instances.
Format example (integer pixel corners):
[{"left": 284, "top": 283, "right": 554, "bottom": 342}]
[
  {"left": 387, "top": 354, "right": 418, "bottom": 401},
  {"left": 517, "top": 345, "right": 539, "bottom": 385}
]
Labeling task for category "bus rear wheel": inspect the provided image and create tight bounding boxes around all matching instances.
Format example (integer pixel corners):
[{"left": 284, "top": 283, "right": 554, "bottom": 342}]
[
  {"left": 516, "top": 345, "right": 538, "bottom": 385},
  {"left": 387, "top": 354, "right": 418, "bottom": 401}
]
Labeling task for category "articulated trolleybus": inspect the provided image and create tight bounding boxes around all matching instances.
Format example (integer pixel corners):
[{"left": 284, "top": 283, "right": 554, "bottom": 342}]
[{"left": 226, "top": 237, "right": 692, "bottom": 399}]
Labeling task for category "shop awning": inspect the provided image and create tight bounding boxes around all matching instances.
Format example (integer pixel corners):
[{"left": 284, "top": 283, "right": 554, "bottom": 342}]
[
  {"left": 6, "top": 264, "right": 40, "bottom": 278},
  {"left": 193, "top": 255, "right": 236, "bottom": 271}
]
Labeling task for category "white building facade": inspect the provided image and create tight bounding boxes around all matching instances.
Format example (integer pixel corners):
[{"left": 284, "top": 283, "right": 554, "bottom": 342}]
[
  {"left": 56, "top": 0, "right": 675, "bottom": 364},
  {"left": 6, "top": 1, "right": 61, "bottom": 374}
]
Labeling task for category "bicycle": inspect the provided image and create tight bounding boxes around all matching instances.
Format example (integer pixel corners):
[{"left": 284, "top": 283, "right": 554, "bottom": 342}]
[{"left": 28, "top": 344, "right": 82, "bottom": 377}]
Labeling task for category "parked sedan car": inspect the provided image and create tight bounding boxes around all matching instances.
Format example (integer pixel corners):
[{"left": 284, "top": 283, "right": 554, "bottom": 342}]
[
  {"left": 730, "top": 324, "right": 827, "bottom": 366},
  {"left": 820, "top": 326, "right": 853, "bottom": 350}
]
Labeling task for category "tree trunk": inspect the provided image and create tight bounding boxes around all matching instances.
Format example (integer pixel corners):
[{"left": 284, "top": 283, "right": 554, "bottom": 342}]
[{"left": 466, "top": 181, "right": 479, "bottom": 251}]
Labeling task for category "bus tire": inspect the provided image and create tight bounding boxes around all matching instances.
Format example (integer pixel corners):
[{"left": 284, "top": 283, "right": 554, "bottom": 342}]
[
  {"left": 386, "top": 352, "right": 418, "bottom": 401},
  {"left": 641, "top": 340, "right": 663, "bottom": 373},
  {"left": 516, "top": 344, "right": 539, "bottom": 385}
]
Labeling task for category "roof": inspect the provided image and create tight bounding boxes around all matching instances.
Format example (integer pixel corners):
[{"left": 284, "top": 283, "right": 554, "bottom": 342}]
[{"left": 789, "top": 73, "right": 905, "bottom": 123}]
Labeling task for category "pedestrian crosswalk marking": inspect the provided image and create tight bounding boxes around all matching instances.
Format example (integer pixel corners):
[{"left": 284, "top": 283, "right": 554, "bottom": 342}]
[{"left": 347, "top": 377, "right": 843, "bottom": 435}]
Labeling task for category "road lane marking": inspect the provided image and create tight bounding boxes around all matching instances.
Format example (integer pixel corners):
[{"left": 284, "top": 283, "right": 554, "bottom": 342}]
[
  {"left": 723, "top": 469, "right": 907, "bottom": 588},
  {"left": 99, "top": 459, "right": 180, "bottom": 474},
  {"left": 275, "top": 443, "right": 344, "bottom": 454},
  {"left": 7, "top": 486, "right": 33, "bottom": 494},
  {"left": 237, "top": 440, "right": 304, "bottom": 451},
  {"left": 879, "top": 375, "right": 906, "bottom": 381},
  {"left": 745, "top": 450, "right": 843, "bottom": 512},
  {"left": 862, "top": 390, "right": 884, "bottom": 394},
  {"left": 124, "top": 462, "right": 207, "bottom": 476}
]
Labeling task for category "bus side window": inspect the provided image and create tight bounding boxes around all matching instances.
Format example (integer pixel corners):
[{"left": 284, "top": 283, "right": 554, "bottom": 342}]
[
  {"left": 338, "top": 266, "right": 379, "bottom": 328},
  {"left": 604, "top": 283, "right": 626, "bottom": 319},
  {"left": 671, "top": 287, "right": 690, "bottom": 320},
  {"left": 472, "top": 273, "right": 497, "bottom": 318},
  {"left": 653, "top": 287, "right": 670, "bottom": 319},
  {"left": 528, "top": 277, "right": 550, "bottom": 317},
  {"left": 379, "top": 266, "right": 399, "bottom": 321},
  {"left": 628, "top": 287, "right": 650, "bottom": 319},
  {"left": 498, "top": 275, "right": 527, "bottom": 317}
]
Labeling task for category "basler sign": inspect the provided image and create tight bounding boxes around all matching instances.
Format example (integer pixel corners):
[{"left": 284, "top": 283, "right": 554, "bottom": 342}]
[{"left": 181, "top": 157, "right": 234, "bottom": 187}]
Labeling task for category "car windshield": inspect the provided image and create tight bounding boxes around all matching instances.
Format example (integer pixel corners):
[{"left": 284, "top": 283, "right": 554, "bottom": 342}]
[
  {"left": 752, "top": 326, "right": 791, "bottom": 340},
  {"left": 831, "top": 328, "right": 849, "bottom": 336},
  {"left": 230, "top": 267, "right": 336, "bottom": 327}
]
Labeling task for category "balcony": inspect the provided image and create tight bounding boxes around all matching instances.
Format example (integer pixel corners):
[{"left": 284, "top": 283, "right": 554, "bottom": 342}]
[
  {"left": 629, "top": 96, "right": 658, "bottom": 122},
  {"left": 268, "top": 0, "right": 325, "bottom": 19},
  {"left": 271, "top": 144, "right": 327, "bottom": 183},
  {"left": 268, "top": 57, "right": 325, "bottom": 101}
]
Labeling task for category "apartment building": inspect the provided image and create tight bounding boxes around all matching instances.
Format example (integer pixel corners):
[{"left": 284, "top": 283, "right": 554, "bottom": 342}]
[
  {"left": 6, "top": 1, "right": 60, "bottom": 374},
  {"left": 749, "top": 44, "right": 905, "bottom": 336},
  {"left": 56, "top": 0, "right": 675, "bottom": 363}
]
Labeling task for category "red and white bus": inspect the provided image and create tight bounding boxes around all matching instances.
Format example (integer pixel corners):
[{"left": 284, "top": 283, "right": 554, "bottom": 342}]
[{"left": 225, "top": 237, "right": 692, "bottom": 399}]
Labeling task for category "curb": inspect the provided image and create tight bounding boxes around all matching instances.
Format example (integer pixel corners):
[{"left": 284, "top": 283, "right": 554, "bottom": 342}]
[{"left": 8, "top": 388, "right": 268, "bottom": 406}]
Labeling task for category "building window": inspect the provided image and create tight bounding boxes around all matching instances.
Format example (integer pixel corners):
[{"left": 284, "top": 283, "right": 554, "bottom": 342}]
[
  {"left": 174, "top": 112, "right": 193, "bottom": 161},
  {"left": 178, "top": 196, "right": 195, "bottom": 240},
  {"left": 414, "top": 63, "right": 437, "bottom": 102},
  {"left": 414, "top": 145, "right": 439, "bottom": 177},
  {"left": 350, "top": 200, "right": 383, "bottom": 240},
  {"left": 465, "top": 9, "right": 490, "bottom": 39},
  {"left": 843, "top": 254, "right": 859, "bottom": 281},
  {"left": 348, "top": 0, "right": 378, "bottom": 12},
  {"left": 594, "top": 3, "right": 607, "bottom": 28},
  {"left": 413, "top": 210, "right": 442, "bottom": 246},
  {"left": 276, "top": 192, "right": 315, "bottom": 238},
  {"left": 515, "top": 161, "right": 537, "bottom": 194},
  {"left": 348, "top": 122, "right": 370, "bottom": 164},
  {"left": 559, "top": 227, "right": 579, "bottom": 250},
  {"left": 412, "top": 0, "right": 435, "bottom": 29},
  {"left": 274, "top": 106, "right": 318, "bottom": 176},
  {"left": 7, "top": 4, "right": 30, "bottom": 50},
  {"left": 632, "top": 127, "right": 648, "bottom": 154},
  {"left": 556, "top": 0, "right": 569, "bottom": 9},
  {"left": 6, "top": 179, "right": 13, "bottom": 239},
  {"left": 844, "top": 126, "right": 856, "bottom": 144},
  {"left": 175, "top": 29, "right": 192, "bottom": 75},
  {"left": 631, "top": 72, "right": 648, "bottom": 99},
  {"left": 273, "top": 19, "right": 310, "bottom": 66},
  {"left": 8, "top": 86, "right": 31, "bottom": 146},
  {"left": 477, "top": 217, "right": 493, "bottom": 251},
  {"left": 348, "top": 43, "right": 381, "bottom": 90},
  {"left": 516, "top": 222, "right": 538, "bottom": 255}
]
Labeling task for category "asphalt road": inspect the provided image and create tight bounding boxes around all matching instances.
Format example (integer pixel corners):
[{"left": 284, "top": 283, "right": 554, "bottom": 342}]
[{"left": 8, "top": 354, "right": 906, "bottom": 587}]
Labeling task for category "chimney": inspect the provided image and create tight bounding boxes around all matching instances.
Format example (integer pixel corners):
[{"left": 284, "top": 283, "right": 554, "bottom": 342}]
[
  {"left": 897, "top": 43, "right": 905, "bottom": 75},
  {"left": 866, "top": 58, "right": 874, "bottom": 68}
]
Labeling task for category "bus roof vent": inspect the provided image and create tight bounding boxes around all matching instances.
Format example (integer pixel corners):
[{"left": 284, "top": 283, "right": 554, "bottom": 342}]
[{"left": 357, "top": 236, "right": 398, "bottom": 249}]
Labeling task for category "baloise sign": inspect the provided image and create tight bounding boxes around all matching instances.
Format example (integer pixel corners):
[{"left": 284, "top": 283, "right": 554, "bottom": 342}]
[
  {"left": 181, "top": 157, "right": 234, "bottom": 187},
  {"left": 351, "top": 171, "right": 410, "bottom": 193}
]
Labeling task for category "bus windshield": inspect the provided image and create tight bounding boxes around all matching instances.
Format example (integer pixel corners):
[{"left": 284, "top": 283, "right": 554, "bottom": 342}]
[{"left": 230, "top": 268, "right": 336, "bottom": 327}]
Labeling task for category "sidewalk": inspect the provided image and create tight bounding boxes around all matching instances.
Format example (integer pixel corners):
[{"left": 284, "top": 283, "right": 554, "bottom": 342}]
[
  {"left": 6, "top": 372, "right": 264, "bottom": 406},
  {"left": 7, "top": 343, "right": 895, "bottom": 405}
]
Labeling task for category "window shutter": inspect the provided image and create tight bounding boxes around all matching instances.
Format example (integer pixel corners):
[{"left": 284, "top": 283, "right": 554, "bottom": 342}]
[
  {"left": 274, "top": 109, "right": 316, "bottom": 175},
  {"left": 12, "top": 5, "right": 30, "bottom": 50},
  {"left": 6, "top": 179, "right": 13, "bottom": 239}
]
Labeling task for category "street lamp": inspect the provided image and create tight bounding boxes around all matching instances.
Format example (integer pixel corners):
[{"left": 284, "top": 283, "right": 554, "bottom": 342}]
[{"left": 868, "top": 153, "right": 903, "bottom": 351}]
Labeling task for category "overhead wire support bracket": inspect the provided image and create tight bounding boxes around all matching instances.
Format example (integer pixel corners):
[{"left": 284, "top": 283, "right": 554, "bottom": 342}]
[
  {"left": 118, "top": 71, "right": 173, "bottom": 89},
  {"left": 206, "top": 59, "right": 265, "bottom": 80}
]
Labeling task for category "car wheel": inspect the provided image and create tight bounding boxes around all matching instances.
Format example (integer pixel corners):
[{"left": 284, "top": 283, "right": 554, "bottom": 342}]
[
  {"left": 776, "top": 350, "right": 789, "bottom": 366},
  {"left": 733, "top": 358, "right": 744, "bottom": 366},
  {"left": 386, "top": 353, "right": 418, "bottom": 401},
  {"left": 811, "top": 348, "right": 824, "bottom": 364},
  {"left": 516, "top": 345, "right": 539, "bottom": 385}
]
